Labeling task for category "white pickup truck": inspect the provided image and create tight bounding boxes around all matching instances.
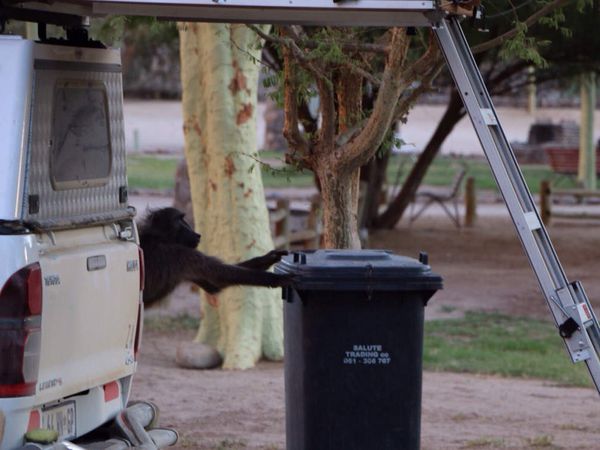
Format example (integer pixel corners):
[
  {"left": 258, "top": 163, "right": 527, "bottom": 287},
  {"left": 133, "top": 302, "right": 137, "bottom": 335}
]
[{"left": 0, "top": 34, "right": 145, "bottom": 448}]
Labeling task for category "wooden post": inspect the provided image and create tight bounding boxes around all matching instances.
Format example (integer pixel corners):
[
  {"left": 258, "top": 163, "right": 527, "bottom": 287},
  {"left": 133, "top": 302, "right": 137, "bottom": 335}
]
[
  {"left": 273, "top": 198, "right": 291, "bottom": 249},
  {"left": 464, "top": 176, "right": 476, "bottom": 227},
  {"left": 25, "top": 23, "right": 38, "bottom": 40},
  {"left": 540, "top": 180, "right": 551, "bottom": 225},
  {"left": 578, "top": 72, "right": 596, "bottom": 190},
  {"left": 305, "top": 195, "right": 323, "bottom": 248},
  {"left": 527, "top": 66, "right": 537, "bottom": 115}
]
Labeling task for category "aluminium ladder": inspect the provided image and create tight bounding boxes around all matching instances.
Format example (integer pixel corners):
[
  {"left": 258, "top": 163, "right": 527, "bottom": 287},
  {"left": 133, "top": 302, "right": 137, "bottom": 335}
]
[{"left": 434, "top": 15, "right": 600, "bottom": 393}]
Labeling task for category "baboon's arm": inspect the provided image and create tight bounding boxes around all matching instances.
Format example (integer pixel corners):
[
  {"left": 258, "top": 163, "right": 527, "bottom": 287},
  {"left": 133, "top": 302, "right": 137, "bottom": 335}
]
[
  {"left": 177, "top": 246, "right": 292, "bottom": 293},
  {"left": 237, "top": 249, "right": 288, "bottom": 271}
]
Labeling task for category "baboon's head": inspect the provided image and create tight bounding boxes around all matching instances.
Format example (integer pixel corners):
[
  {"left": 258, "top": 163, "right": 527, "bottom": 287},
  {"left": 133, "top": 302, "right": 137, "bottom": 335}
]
[{"left": 144, "top": 207, "right": 200, "bottom": 248}]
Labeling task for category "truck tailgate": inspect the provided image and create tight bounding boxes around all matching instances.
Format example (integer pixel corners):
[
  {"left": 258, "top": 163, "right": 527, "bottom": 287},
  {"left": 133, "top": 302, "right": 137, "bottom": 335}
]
[{"left": 35, "top": 225, "right": 141, "bottom": 404}]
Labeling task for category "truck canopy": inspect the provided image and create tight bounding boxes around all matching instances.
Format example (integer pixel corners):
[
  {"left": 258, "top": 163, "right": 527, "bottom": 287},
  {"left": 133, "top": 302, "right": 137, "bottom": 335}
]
[{"left": 1, "top": 0, "right": 443, "bottom": 27}]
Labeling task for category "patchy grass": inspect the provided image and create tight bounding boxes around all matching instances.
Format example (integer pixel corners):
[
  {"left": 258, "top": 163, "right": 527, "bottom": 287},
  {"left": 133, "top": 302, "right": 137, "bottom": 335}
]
[
  {"left": 524, "top": 435, "right": 556, "bottom": 448},
  {"left": 143, "top": 313, "right": 199, "bottom": 332},
  {"left": 424, "top": 312, "right": 592, "bottom": 387},
  {"left": 144, "top": 312, "right": 592, "bottom": 387},
  {"left": 127, "top": 154, "right": 179, "bottom": 190},
  {"left": 451, "top": 412, "right": 479, "bottom": 422},
  {"left": 558, "top": 423, "right": 591, "bottom": 432},
  {"left": 126, "top": 152, "right": 575, "bottom": 194},
  {"left": 258, "top": 152, "right": 566, "bottom": 193},
  {"left": 213, "top": 439, "right": 247, "bottom": 450},
  {"left": 439, "top": 305, "right": 458, "bottom": 314},
  {"left": 260, "top": 165, "right": 316, "bottom": 188},
  {"left": 461, "top": 437, "right": 506, "bottom": 448},
  {"left": 387, "top": 155, "right": 575, "bottom": 194}
]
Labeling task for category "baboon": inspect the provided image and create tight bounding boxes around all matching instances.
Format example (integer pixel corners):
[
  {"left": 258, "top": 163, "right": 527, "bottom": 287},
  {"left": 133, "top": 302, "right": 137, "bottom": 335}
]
[{"left": 138, "top": 207, "right": 292, "bottom": 306}]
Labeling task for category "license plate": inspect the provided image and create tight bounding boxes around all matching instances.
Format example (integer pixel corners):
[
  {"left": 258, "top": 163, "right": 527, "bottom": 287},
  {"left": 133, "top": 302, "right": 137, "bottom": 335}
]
[{"left": 41, "top": 401, "right": 76, "bottom": 440}]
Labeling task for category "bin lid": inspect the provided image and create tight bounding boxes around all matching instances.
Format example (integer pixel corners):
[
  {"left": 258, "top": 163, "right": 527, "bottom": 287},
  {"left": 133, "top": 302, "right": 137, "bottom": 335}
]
[{"left": 275, "top": 249, "right": 443, "bottom": 291}]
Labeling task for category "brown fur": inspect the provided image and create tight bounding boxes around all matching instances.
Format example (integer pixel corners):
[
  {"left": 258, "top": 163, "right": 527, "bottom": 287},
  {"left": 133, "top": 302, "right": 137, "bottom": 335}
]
[{"left": 138, "top": 207, "right": 292, "bottom": 306}]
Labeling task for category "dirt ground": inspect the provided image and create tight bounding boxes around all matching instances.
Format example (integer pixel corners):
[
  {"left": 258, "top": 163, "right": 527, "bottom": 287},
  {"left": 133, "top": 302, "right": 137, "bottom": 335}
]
[{"left": 130, "top": 209, "right": 600, "bottom": 449}]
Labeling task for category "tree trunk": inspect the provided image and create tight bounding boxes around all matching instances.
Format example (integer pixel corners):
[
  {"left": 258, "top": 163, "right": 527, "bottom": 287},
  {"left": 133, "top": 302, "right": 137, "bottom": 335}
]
[
  {"left": 315, "top": 69, "right": 363, "bottom": 248},
  {"left": 179, "top": 23, "right": 283, "bottom": 369},
  {"left": 359, "top": 151, "right": 391, "bottom": 229},
  {"left": 318, "top": 164, "right": 362, "bottom": 249},
  {"left": 374, "top": 89, "right": 465, "bottom": 229}
]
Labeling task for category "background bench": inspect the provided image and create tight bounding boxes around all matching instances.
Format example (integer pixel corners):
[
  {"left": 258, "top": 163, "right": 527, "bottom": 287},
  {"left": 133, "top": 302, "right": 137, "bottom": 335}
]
[{"left": 545, "top": 147, "right": 600, "bottom": 178}]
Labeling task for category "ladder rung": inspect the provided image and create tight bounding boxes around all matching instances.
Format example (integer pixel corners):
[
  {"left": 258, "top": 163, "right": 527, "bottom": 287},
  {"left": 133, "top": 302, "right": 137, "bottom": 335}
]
[
  {"left": 480, "top": 108, "right": 497, "bottom": 126},
  {"left": 524, "top": 211, "right": 541, "bottom": 230}
]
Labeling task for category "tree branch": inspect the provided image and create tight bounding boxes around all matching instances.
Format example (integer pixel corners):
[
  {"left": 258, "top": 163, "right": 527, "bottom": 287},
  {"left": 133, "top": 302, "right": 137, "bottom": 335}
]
[
  {"left": 337, "top": 27, "right": 411, "bottom": 172},
  {"left": 342, "top": 61, "right": 381, "bottom": 87},
  {"left": 250, "top": 24, "right": 329, "bottom": 82},
  {"left": 393, "top": 60, "right": 443, "bottom": 123},
  {"left": 282, "top": 45, "right": 311, "bottom": 168},
  {"left": 278, "top": 26, "right": 330, "bottom": 82},
  {"left": 316, "top": 76, "right": 337, "bottom": 152},
  {"left": 472, "top": 0, "right": 572, "bottom": 54},
  {"left": 248, "top": 24, "right": 389, "bottom": 54},
  {"left": 296, "top": 39, "right": 389, "bottom": 54}
]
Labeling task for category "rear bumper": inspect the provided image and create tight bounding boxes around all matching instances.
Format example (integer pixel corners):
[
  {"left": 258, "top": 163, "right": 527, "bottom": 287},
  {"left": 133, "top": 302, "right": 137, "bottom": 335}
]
[{"left": 0, "top": 375, "right": 133, "bottom": 450}]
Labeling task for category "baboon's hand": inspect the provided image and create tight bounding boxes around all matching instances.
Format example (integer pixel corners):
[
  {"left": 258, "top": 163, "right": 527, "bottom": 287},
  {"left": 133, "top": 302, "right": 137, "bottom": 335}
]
[
  {"left": 262, "top": 249, "right": 289, "bottom": 266},
  {"left": 240, "top": 250, "right": 289, "bottom": 271}
]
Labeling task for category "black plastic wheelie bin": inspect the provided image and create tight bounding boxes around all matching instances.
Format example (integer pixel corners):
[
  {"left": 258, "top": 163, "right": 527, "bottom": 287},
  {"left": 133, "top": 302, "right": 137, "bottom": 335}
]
[{"left": 275, "top": 249, "right": 443, "bottom": 450}]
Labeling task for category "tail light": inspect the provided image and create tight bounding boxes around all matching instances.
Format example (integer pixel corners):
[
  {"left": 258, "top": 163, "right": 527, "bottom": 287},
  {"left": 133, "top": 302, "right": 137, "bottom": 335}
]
[
  {"left": 27, "top": 409, "right": 40, "bottom": 431},
  {"left": 103, "top": 381, "right": 120, "bottom": 403},
  {"left": 0, "top": 263, "right": 42, "bottom": 397}
]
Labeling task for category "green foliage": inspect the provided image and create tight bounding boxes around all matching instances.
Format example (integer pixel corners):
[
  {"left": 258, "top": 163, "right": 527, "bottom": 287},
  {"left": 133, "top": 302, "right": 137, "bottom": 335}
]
[
  {"left": 482, "top": 0, "right": 596, "bottom": 71},
  {"left": 499, "top": 22, "right": 548, "bottom": 67},
  {"left": 535, "top": 0, "right": 599, "bottom": 73},
  {"left": 377, "top": 130, "right": 402, "bottom": 159},
  {"left": 576, "top": 0, "right": 594, "bottom": 11},
  {"left": 424, "top": 312, "right": 592, "bottom": 387},
  {"left": 260, "top": 26, "right": 399, "bottom": 126},
  {"left": 241, "top": 151, "right": 312, "bottom": 185},
  {"left": 538, "top": 9, "right": 566, "bottom": 31},
  {"left": 294, "top": 71, "right": 320, "bottom": 110},
  {"left": 310, "top": 28, "right": 348, "bottom": 66},
  {"left": 262, "top": 70, "right": 286, "bottom": 106},
  {"left": 90, "top": 16, "right": 178, "bottom": 47},
  {"left": 90, "top": 16, "right": 127, "bottom": 45}
]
